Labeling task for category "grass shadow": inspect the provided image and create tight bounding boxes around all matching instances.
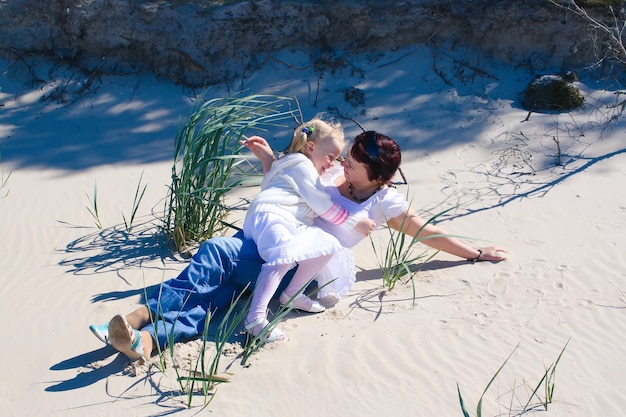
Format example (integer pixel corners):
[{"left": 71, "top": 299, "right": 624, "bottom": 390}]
[{"left": 58, "top": 219, "right": 177, "bottom": 278}]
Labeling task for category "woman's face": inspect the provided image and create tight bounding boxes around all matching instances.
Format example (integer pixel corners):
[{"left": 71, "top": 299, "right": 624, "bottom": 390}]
[
  {"left": 309, "top": 137, "right": 343, "bottom": 175},
  {"left": 341, "top": 148, "right": 377, "bottom": 187}
]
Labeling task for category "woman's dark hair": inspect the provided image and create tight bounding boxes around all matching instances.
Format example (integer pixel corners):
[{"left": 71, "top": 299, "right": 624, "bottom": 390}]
[{"left": 351, "top": 131, "right": 401, "bottom": 184}]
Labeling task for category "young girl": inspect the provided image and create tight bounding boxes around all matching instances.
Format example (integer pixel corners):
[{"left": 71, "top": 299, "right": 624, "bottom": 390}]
[{"left": 242, "top": 119, "right": 375, "bottom": 342}]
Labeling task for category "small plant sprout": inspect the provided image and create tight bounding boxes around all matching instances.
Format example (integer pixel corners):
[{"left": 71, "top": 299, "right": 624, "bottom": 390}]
[
  {"left": 522, "top": 339, "right": 570, "bottom": 412},
  {"left": 552, "top": 135, "right": 562, "bottom": 166},
  {"left": 370, "top": 203, "right": 455, "bottom": 299},
  {"left": 457, "top": 340, "right": 569, "bottom": 417},
  {"left": 122, "top": 171, "right": 147, "bottom": 233},
  {"left": 85, "top": 181, "right": 103, "bottom": 229}
]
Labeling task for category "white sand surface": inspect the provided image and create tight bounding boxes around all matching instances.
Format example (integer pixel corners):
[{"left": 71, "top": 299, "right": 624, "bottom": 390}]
[{"left": 1, "top": 45, "right": 625, "bottom": 416}]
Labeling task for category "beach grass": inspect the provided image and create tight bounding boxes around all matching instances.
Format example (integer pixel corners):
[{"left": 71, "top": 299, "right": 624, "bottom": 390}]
[
  {"left": 84, "top": 173, "right": 147, "bottom": 231},
  {"left": 147, "top": 278, "right": 251, "bottom": 408},
  {"left": 457, "top": 341, "right": 569, "bottom": 416},
  {"left": 239, "top": 278, "right": 321, "bottom": 365},
  {"left": 122, "top": 171, "right": 147, "bottom": 233},
  {"left": 163, "top": 93, "right": 294, "bottom": 253},
  {"left": 84, "top": 181, "right": 103, "bottom": 229},
  {"left": 240, "top": 302, "right": 291, "bottom": 366},
  {"left": 521, "top": 339, "right": 569, "bottom": 412},
  {"left": 176, "top": 289, "right": 249, "bottom": 408},
  {"left": 370, "top": 205, "right": 455, "bottom": 296}
]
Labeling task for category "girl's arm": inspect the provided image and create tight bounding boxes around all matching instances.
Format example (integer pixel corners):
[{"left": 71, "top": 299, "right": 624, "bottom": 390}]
[
  {"left": 386, "top": 208, "right": 508, "bottom": 262},
  {"left": 292, "top": 163, "right": 375, "bottom": 234},
  {"left": 240, "top": 136, "right": 276, "bottom": 174}
]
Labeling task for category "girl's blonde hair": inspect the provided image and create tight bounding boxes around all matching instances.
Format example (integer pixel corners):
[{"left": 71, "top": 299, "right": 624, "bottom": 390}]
[{"left": 285, "top": 118, "right": 344, "bottom": 155}]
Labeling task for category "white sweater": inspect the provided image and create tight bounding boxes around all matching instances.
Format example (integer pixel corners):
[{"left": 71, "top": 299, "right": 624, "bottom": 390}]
[{"left": 247, "top": 153, "right": 358, "bottom": 230}]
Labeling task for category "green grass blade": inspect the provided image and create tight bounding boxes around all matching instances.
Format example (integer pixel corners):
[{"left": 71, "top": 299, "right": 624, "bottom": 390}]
[
  {"left": 522, "top": 338, "right": 569, "bottom": 412},
  {"left": 457, "top": 383, "right": 472, "bottom": 417},
  {"left": 85, "top": 181, "right": 103, "bottom": 229},
  {"left": 164, "top": 92, "right": 294, "bottom": 251},
  {"left": 476, "top": 344, "right": 519, "bottom": 417}
]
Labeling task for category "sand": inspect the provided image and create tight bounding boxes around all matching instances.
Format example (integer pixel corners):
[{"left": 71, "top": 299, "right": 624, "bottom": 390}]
[{"left": 1, "top": 45, "right": 625, "bottom": 416}]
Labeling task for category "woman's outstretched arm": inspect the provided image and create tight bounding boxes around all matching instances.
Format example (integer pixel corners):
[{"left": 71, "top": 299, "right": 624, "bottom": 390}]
[{"left": 386, "top": 208, "right": 508, "bottom": 262}]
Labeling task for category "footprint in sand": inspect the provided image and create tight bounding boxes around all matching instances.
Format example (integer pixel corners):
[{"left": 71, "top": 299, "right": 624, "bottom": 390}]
[
  {"left": 472, "top": 312, "right": 493, "bottom": 327},
  {"left": 556, "top": 264, "right": 578, "bottom": 272},
  {"left": 439, "top": 170, "right": 457, "bottom": 183},
  {"left": 455, "top": 144, "right": 476, "bottom": 160},
  {"left": 486, "top": 276, "right": 509, "bottom": 297},
  {"left": 416, "top": 151, "right": 440, "bottom": 167}
]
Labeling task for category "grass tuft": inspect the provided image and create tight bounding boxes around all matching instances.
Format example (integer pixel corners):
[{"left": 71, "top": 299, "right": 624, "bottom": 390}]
[
  {"left": 457, "top": 341, "right": 569, "bottom": 416},
  {"left": 370, "top": 203, "right": 456, "bottom": 298},
  {"left": 162, "top": 92, "right": 294, "bottom": 253},
  {"left": 122, "top": 171, "right": 147, "bottom": 233},
  {"left": 239, "top": 279, "right": 324, "bottom": 365},
  {"left": 147, "top": 275, "right": 250, "bottom": 408},
  {"left": 522, "top": 339, "right": 570, "bottom": 412},
  {"left": 85, "top": 181, "right": 103, "bottom": 229}
]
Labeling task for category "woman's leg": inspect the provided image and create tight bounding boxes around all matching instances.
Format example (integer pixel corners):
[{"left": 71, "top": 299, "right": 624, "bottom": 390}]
[
  {"left": 89, "top": 305, "right": 153, "bottom": 346},
  {"left": 109, "top": 314, "right": 155, "bottom": 361},
  {"left": 123, "top": 307, "right": 155, "bottom": 360},
  {"left": 144, "top": 235, "right": 263, "bottom": 349},
  {"left": 124, "top": 306, "right": 152, "bottom": 329},
  {"left": 94, "top": 234, "right": 263, "bottom": 356}
]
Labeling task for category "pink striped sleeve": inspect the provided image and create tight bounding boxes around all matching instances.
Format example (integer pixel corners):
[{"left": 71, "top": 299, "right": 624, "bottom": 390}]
[{"left": 319, "top": 203, "right": 349, "bottom": 225}]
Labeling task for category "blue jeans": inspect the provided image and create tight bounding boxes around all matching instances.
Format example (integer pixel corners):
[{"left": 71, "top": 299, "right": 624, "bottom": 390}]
[{"left": 143, "top": 231, "right": 295, "bottom": 348}]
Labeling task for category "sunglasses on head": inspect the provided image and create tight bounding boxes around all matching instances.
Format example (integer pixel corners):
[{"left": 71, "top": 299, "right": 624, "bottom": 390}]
[{"left": 364, "top": 131, "right": 380, "bottom": 164}]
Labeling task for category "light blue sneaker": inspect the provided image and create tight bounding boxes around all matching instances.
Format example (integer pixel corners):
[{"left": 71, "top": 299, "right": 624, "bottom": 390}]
[{"left": 89, "top": 323, "right": 109, "bottom": 344}]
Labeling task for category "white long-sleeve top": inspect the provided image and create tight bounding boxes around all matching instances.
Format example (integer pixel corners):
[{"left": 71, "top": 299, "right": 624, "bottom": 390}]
[
  {"left": 246, "top": 153, "right": 358, "bottom": 230},
  {"left": 314, "top": 165, "right": 409, "bottom": 248}
]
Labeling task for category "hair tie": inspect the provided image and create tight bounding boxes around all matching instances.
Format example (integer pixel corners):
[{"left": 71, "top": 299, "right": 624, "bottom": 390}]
[{"left": 301, "top": 126, "right": 314, "bottom": 136}]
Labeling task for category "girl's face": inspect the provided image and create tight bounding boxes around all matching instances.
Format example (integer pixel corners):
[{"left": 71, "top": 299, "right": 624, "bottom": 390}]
[
  {"left": 341, "top": 149, "right": 377, "bottom": 187},
  {"left": 308, "top": 137, "right": 343, "bottom": 175}
]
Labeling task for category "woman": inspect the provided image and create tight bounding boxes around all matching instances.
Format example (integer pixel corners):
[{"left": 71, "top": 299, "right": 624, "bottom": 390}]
[{"left": 90, "top": 131, "right": 507, "bottom": 361}]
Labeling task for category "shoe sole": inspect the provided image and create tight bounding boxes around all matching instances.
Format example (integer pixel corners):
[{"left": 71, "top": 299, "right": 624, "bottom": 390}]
[
  {"left": 89, "top": 325, "right": 108, "bottom": 344},
  {"left": 108, "top": 315, "right": 143, "bottom": 361}
]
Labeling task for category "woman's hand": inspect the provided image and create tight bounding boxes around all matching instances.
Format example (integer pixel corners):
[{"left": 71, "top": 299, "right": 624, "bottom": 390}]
[
  {"left": 240, "top": 136, "right": 276, "bottom": 173},
  {"left": 478, "top": 246, "right": 509, "bottom": 262}
]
